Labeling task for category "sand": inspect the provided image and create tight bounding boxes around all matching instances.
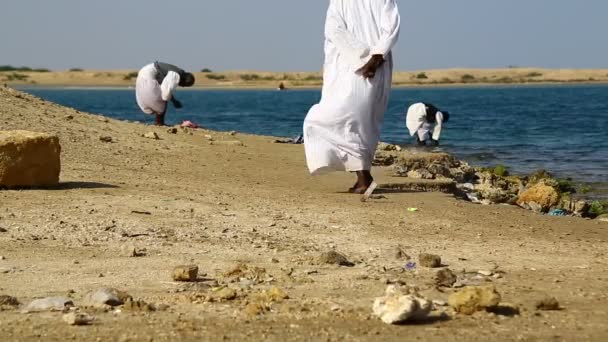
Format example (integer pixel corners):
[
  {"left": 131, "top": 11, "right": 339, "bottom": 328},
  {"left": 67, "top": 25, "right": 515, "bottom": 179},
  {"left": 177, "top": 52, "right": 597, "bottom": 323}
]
[
  {"left": 1, "top": 85, "right": 607, "bottom": 341},
  {"left": 2, "top": 68, "right": 608, "bottom": 89}
]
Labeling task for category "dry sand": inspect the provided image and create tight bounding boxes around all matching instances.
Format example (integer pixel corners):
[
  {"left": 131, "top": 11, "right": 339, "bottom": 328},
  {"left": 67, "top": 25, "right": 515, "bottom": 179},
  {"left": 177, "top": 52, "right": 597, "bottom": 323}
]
[
  {"left": 1, "top": 86, "right": 607, "bottom": 341},
  {"left": 2, "top": 68, "right": 608, "bottom": 89}
]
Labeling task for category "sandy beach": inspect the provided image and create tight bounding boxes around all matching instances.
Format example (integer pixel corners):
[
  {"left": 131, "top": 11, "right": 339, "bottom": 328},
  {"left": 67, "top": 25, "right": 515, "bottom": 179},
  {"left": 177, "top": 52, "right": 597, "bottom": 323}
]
[
  {"left": 1, "top": 86, "right": 608, "bottom": 341},
  {"left": 2, "top": 68, "right": 608, "bottom": 89}
]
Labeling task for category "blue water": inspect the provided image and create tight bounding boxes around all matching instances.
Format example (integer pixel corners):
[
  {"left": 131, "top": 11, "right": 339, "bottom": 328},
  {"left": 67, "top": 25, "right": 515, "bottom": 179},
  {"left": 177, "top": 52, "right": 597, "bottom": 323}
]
[{"left": 21, "top": 85, "right": 608, "bottom": 186}]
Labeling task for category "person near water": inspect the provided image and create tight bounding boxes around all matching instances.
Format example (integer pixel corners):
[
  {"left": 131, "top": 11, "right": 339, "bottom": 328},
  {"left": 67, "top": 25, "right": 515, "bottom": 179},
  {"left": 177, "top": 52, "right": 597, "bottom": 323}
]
[
  {"left": 406, "top": 102, "right": 450, "bottom": 146},
  {"left": 135, "top": 62, "right": 195, "bottom": 126},
  {"left": 302, "top": 0, "right": 400, "bottom": 194}
]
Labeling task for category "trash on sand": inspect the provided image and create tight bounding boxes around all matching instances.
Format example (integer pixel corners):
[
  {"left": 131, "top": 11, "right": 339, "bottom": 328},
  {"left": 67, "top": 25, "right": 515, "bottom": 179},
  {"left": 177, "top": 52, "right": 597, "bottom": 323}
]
[
  {"left": 407, "top": 208, "right": 419, "bottom": 212},
  {"left": 181, "top": 120, "right": 199, "bottom": 129},
  {"left": 548, "top": 209, "right": 568, "bottom": 217},
  {"left": 404, "top": 262, "right": 417, "bottom": 271},
  {"left": 360, "top": 182, "right": 379, "bottom": 202}
]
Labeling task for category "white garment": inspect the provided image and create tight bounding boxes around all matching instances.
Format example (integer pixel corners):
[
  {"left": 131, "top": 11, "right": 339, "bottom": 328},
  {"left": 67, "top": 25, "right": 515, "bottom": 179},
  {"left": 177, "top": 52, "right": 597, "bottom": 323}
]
[
  {"left": 406, "top": 103, "right": 444, "bottom": 141},
  {"left": 135, "top": 63, "right": 181, "bottom": 115},
  {"left": 303, "top": 0, "right": 400, "bottom": 175}
]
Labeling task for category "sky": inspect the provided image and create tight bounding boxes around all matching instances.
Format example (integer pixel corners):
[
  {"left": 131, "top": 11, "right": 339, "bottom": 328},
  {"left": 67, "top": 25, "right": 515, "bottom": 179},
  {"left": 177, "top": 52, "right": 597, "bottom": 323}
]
[{"left": 1, "top": 0, "right": 607, "bottom": 72}]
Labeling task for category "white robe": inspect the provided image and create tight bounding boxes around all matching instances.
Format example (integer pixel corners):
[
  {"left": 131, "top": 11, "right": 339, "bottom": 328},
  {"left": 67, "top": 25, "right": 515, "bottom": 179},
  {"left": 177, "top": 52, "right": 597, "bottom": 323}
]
[
  {"left": 406, "top": 103, "right": 444, "bottom": 141},
  {"left": 135, "top": 63, "right": 181, "bottom": 115},
  {"left": 303, "top": 0, "right": 400, "bottom": 175}
]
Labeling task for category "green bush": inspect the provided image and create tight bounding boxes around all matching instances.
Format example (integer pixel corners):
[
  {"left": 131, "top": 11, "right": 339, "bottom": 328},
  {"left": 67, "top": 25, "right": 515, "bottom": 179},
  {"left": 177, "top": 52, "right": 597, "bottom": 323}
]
[
  {"left": 416, "top": 72, "right": 428, "bottom": 79},
  {"left": 579, "top": 184, "right": 593, "bottom": 194},
  {"left": 461, "top": 74, "right": 475, "bottom": 82},
  {"left": 493, "top": 165, "right": 509, "bottom": 177},
  {"left": 123, "top": 72, "right": 138, "bottom": 81},
  {"left": 304, "top": 75, "right": 322, "bottom": 81},
  {"left": 5, "top": 73, "right": 29, "bottom": 81},
  {"left": 206, "top": 74, "right": 226, "bottom": 81},
  {"left": 240, "top": 74, "right": 260, "bottom": 81},
  {"left": 0, "top": 65, "right": 49, "bottom": 72},
  {"left": 527, "top": 72, "right": 543, "bottom": 77},
  {"left": 69, "top": 68, "right": 84, "bottom": 72},
  {"left": 201, "top": 68, "right": 213, "bottom": 73},
  {"left": 556, "top": 178, "right": 576, "bottom": 194},
  {"left": 588, "top": 201, "right": 607, "bottom": 217}
]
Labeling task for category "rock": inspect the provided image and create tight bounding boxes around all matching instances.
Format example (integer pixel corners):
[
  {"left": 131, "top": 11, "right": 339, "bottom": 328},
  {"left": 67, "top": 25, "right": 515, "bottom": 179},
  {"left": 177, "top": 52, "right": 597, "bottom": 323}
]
[
  {"left": 0, "top": 295, "right": 20, "bottom": 307},
  {"left": 143, "top": 132, "right": 160, "bottom": 140},
  {"left": 172, "top": 265, "right": 199, "bottom": 282},
  {"left": 559, "top": 197, "right": 589, "bottom": 216},
  {"left": 318, "top": 251, "right": 354, "bottom": 267},
  {"left": 407, "top": 169, "right": 435, "bottom": 180},
  {"left": 597, "top": 214, "right": 608, "bottom": 223},
  {"left": 435, "top": 268, "right": 457, "bottom": 287},
  {"left": 0, "top": 226, "right": 7, "bottom": 233},
  {"left": 419, "top": 253, "right": 442, "bottom": 268},
  {"left": 23, "top": 297, "right": 74, "bottom": 313},
  {"left": 517, "top": 182, "right": 560, "bottom": 213},
  {"left": 474, "top": 184, "right": 512, "bottom": 204},
  {"left": 122, "top": 299, "right": 154, "bottom": 312},
  {"left": 121, "top": 245, "right": 144, "bottom": 257},
  {"left": 393, "top": 246, "right": 411, "bottom": 260},
  {"left": 372, "top": 285, "right": 432, "bottom": 324},
  {"left": 166, "top": 127, "right": 178, "bottom": 134},
  {"left": 0, "top": 130, "right": 61, "bottom": 188},
  {"left": 212, "top": 287, "right": 238, "bottom": 301},
  {"left": 63, "top": 312, "right": 94, "bottom": 326},
  {"left": 99, "top": 136, "right": 113, "bottom": 143},
  {"left": 478, "top": 270, "right": 494, "bottom": 276},
  {"left": 85, "top": 288, "right": 131, "bottom": 307},
  {"left": 377, "top": 142, "right": 400, "bottom": 152},
  {"left": 535, "top": 296, "right": 560, "bottom": 311},
  {"left": 448, "top": 286, "right": 501, "bottom": 315}
]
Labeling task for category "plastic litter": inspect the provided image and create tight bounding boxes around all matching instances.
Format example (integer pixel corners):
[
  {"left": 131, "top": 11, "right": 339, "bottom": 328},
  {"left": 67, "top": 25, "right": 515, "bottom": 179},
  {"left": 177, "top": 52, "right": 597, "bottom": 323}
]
[
  {"left": 404, "top": 262, "right": 417, "bottom": 271},
  {"left": 548, "top": 209, "right": 568, "bottom": 216},
  {"left": 407, "top": 208, "right": 418, "bottom": 212}
]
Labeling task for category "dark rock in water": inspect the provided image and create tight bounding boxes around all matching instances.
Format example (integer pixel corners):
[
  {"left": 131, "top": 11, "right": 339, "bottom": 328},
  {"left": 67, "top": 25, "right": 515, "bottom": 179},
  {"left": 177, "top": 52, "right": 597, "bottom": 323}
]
[
  {"left": 535, "top": 296, "right": 561, "bottom": 311},
  {"left": 419, "top": 253, "right": 442, "bottom": 268},
  {"left": 319, "top": 251, "right": 354, "bottom": 267},
  {"left": 435, "top": 268, "right": 457, "bottom": 287}
]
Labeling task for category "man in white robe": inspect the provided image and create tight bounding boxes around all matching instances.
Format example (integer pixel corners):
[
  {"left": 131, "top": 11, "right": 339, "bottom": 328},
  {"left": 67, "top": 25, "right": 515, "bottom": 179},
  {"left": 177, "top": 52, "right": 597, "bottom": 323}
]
[
  {"left": 406, "top": 102, "right": 450, "bottom": 146},
  {"left": 303, "top": 0, "right": 400, "bottom": 193},
  {"left": 135, "top": 61, "right": 195, "bottom": 126}
]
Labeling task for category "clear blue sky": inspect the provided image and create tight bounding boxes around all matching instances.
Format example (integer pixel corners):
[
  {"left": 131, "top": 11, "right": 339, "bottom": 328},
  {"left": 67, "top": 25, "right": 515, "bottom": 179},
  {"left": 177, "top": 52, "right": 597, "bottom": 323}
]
[{"left": 2, "top": 0, "right": 606, "bottom": 71}]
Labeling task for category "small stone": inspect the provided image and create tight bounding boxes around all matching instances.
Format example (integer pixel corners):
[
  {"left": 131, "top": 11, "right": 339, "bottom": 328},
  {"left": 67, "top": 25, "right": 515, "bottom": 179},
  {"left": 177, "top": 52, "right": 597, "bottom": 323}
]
[
  {"left": 270, "top": 258, "right": 279, "bottom": 263},
  {"left": 172, "top": 265, "right": 199, "bottom": 282},
  {"left": 152, "top": 303, "right": 170, "bottom": 311},
  {"left": 229, "top": 131, "right": 237, "bottom": 136},
  {"left": 63, "top": 312, "right": 94, "bottom": 326},
  {"left": 393, "top": 246, "right": 411, "bottom": 260},
  {"left": 143, "top": 132, "right": 160, "bottom": 140},
  {"left": 372, "top": 285, "right": 432, "bottom": 324},
  {"left": 85, "top": 288, "right": 131, "bottom": 307},
  {"left": 121, "top": 245, "right": 143, "bottom": 257},
  {"left": 535, "top": 296, "right": 560, "bottom": 311},
  {"left": 122, "top": 299, "right": 154, "bottom": 312},
  {"left": 65, "top": 115, "right": 74, "bottom": 120},
  {"left": 166, "top": 127, "right": 178, "bottom": 134},
  {"left": 432, "top": 300, "right": 447, "bottom": 307},
  {"left": 99, "top": 136, "right": 113, "bottom": 143},
  {"left": 0, "top": 256, "right": 5, "bottom": 260},
  {"left": 419, "top": 253, "right": 442, "bottom": 268},
  {"left": 435, "top": 268, "right": 457, "bottom": 287},
  {"left": 597, "top": 214, "right": 608, "bottom": 223},
  {"left": 448, "top": 286, "right": 501, "bottom": 315},
  {"left": 203, "top": 134, "right": 214, "bottom": 141},
  {"left": 0, "top": 227, "right": 7, "bottom": 233},
  {"left": 0, "top": 295, "right": 20, "bottom": 307},
  {"left": 478, "top": 270, "right": 494, "bottom": 276},
  {"left": 213, "top": 287, "right": 237, "bottom": 301},
  {"left": 23, "top": 297, "right": 74, "bottom": 313},
  {"left": 318, "top": 251, "right": 354, "bottom": 267}
]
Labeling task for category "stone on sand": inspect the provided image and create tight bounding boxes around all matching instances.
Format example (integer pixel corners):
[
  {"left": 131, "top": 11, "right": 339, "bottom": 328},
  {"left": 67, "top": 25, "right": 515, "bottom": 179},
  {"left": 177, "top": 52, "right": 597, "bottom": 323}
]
[
  {"left": 63, "top": 312, "right": 94, "bottom": 326},
  {"left": 448, "top": 286, "right": 501, "bottom": 315},
  {"left": 143, "top": 132, "right": 160, "bottom": 140},
  {"left": 419, "top": 253, "right": 442, "bottom": 268},
  {"left": 517, "top": 182, "right": 560, "bottom": 212},
  {"left": 535, "top": 296, "right": 561, "bottom": 311},
  {"left": 435, "top": 268, "right": 457, "bottom": 287},
  {"left": 372, "top": 285, "right": 432, "bottom": 324},
  {"left": 0, "top": 295, "right": 20, "bottom": 307},
  {"left": 0, "top": 130, "right": 61, "bottom": 188},
  {"left": 597, "top": 214, "right": 608, "bottom": 223},
  {"left": 85, "top": 288, "right": 132, "bottom": 307},
  {"left": 172, "top": 265, "right": 199, "bottom": 282},
  {"left": 23, "top": 297, "right": 74, "bottom": 313},
  {"left": 318, "top": 251, "right": 354, "bottom": 267}
]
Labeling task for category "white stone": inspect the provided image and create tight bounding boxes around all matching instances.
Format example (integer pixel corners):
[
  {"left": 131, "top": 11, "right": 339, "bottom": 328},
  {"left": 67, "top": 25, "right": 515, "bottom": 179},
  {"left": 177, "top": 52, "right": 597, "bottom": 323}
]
[
  {"left": 372, "top": 286, "right": 432, "bottom": 324},
  {"left": 23, "top": 297, "right": 73, "bottom": 313}
]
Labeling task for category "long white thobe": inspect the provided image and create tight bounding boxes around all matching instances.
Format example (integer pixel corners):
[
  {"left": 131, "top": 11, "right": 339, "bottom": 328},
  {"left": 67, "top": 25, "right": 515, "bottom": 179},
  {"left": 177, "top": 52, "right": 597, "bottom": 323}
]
[
  {"left": 135, "top": 63, "right": 181, "bottom": 115},
  {"left": 406, "top": 103, "right": 444, "bottom": 142},
  {"left": 303, "top": 0, "right": 400, "bottom": 175}
]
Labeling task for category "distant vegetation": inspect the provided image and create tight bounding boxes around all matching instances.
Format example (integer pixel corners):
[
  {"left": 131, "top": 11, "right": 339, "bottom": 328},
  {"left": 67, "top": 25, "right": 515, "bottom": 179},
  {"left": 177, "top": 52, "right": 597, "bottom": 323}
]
[
  {"left": 123, "top": 72, "right": 138, "bottom": 81},
  {"left": 4, "top": 73, "right": 30, "bottom": 81},
  {"left": 527, "top": 72, "right": 543, "bottom": 77},
  {"left": 416, "top": 72, "right": 428, "bottom": 79},
  {"left": 240, "top": 74, "right": 260, "bottom": 81},
  {"left": 69, "top": 68, "right": 84, "bottom": 72},
  {"left": 0, "top": 65, "right": 49, "bottom": 72},
  {"left": 201, "top": 68, "right": 213, "bottom": 73},
  {"left": 206, "top": 74, "right": 226, "bottom": 81},
  {"left": 303, "top": 75, "right": 322, "bottom": 82},
  {"left": 461, "top": 74, "right": 476, "bottom": 82}
]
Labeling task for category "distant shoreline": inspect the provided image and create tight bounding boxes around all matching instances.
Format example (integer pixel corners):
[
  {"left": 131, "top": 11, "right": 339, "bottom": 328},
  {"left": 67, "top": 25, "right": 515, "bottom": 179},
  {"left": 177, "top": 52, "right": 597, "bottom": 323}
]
[{"left": 4, "top": 67, "right": 608, "bottom": 89}]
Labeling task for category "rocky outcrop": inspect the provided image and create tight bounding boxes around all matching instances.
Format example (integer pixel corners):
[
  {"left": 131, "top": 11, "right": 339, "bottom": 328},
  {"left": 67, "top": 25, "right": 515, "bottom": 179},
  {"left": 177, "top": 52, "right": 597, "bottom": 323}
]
[
  {"left": 516, "top": 182, "right": 561, "bottom": 213},
  {"left": 0, "top": 130, "right": 61, "bottom": 188}
]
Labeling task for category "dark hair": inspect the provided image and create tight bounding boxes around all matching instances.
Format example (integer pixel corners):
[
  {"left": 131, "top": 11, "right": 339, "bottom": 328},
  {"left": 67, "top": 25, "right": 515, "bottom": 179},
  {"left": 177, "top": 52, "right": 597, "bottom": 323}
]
[
  {"left": 441, "top": 111, "right": 450, "bottom": 123},
  {"left": 179, "top": 72, "right": 195, "bottom": 87}
]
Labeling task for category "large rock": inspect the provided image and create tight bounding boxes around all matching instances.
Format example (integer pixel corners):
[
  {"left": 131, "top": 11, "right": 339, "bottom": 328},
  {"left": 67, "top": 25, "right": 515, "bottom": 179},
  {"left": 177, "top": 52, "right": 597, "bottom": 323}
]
[
  {"left": 516, "top": 182, "right": 560, "bottom": 213},
  {"left": 448, "top": 286, "right": 501, "bottom": 315},
  {"left": 373, "top": 285, "right": 432, "bottom": 324},
  {"left": 0, "top": 130, "right": 61, "bottom": 188}
]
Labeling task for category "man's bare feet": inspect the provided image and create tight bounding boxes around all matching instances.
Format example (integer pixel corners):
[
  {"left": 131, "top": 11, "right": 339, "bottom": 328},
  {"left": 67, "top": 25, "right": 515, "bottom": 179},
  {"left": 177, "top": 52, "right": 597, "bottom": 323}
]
[
  {"left": 349, "top": 171, "right": 373, "bottom": 193},
  {"left": 155, "top": 113, "right": 166, "bottom": 126}
]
